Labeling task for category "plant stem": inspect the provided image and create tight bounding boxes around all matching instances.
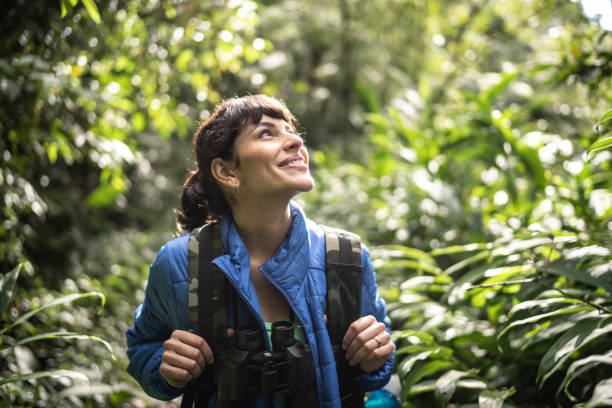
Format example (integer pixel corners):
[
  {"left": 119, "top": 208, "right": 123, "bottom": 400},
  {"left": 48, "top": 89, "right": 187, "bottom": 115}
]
[{"left": 465, "top": 237, "right": 612, "bottom": 314}]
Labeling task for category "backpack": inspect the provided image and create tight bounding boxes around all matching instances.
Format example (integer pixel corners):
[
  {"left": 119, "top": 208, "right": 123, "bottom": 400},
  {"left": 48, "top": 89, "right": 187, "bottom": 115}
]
[{"left": 180, "top": 222, "right": 364, "bottom": 408}]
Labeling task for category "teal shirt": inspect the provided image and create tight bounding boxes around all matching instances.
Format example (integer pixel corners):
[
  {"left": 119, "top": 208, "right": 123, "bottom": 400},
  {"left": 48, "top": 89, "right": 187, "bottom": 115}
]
[{"left": 264, "top": 321, "right": 306, "bottom": 344}]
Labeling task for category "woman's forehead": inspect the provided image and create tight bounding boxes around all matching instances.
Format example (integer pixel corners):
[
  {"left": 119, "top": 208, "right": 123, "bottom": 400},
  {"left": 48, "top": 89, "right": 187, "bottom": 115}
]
[{"left": 245, "top": 114, "right": 291, "bottom": 131}]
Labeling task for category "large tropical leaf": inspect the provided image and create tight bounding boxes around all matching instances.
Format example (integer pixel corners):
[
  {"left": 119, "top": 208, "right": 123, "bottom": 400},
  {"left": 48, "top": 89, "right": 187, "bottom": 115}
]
[
  {"left": 499, "top": 306, "right": 595, "bottom": 343},
  {"left": 434, "top": 369, "right": 474, "bottom": 406},
  {"left": 547, "top": 261, "right": 612, "bottom": 295},
  {"left": 401, "top": 359, "right": 455, "bottom": 400},
  {"left": 0, "top": 369, "right": 89, "bottom": 386},
  {"left": 374, "top": 245, "right": 438, "bottom": 265},
  {"left": 557, "top": 351, "right": 612, "bottom": 402},
  {"left": 478, "top": 388, "right": 513, "bottom": 408},
  {"left": 0, "top": 263, "right": 22, "bottom": 316},
  {"left": 583, "top": 377, "right": 612, "bottom": 407},
  {"left": 431, "top": 243, "right": 492, "bottom": 256},
  {"left": 595, "top": 108, "right": 612, "bottom": 129},
  {"left": 0, "top": 291, "right": 105, "bottom": 335},
  {"left": 0, "top": 331, "right": 115, "bottom": 359},
  {"left": 538, "top": 316, "right": 612, "bottom": 386}
]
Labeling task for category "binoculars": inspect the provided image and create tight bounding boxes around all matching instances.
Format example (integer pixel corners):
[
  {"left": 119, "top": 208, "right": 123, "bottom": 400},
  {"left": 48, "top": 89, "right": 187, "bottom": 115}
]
[{"left": 215, "top": 320, "right": 317, "bottom": 407}]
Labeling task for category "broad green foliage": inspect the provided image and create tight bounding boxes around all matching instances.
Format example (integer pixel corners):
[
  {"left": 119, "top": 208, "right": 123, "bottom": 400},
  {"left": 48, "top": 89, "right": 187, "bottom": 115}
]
[
  {"left": 1, "top": 0, "right": 265, "bottom": 406},
  {"left": 299, "top": 1, "right": 611, "bottom": 406},
  {"left": 590, "top": 109, "right": 612, "bottom": 159},
  {"left": 0, "top": 269, "right": 111, "bottom": 402},
  {"left": 1, "top": 0, "right": 611, "bottom": 406}
]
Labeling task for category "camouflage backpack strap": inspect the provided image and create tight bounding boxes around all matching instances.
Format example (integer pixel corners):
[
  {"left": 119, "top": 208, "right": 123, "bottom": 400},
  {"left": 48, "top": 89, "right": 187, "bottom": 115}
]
[
  {"left": 322, "top": 225, "right": 364, "bottom": 407},
  {"left": 181, "top": 222, "right": 227, "bottom": 408}
]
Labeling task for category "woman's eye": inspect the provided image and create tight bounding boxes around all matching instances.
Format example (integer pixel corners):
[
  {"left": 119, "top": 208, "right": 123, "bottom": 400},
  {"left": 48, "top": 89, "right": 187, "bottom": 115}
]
[{"left": 259, "top": 129, "right": 272, "bottom": 138}]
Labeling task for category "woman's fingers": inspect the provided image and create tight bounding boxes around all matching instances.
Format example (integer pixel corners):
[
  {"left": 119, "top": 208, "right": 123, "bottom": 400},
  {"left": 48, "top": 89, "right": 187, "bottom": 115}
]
[
  {"left": 359, "top": 341, "right": 396, "bottom": 373},
  {"left": 161, "top": 349, "right": 202, "bottom": 379},
  {"left": 168, "top": 330, "right": 214, "bottom": 365},
  {"left": 342, "top": 315, "right": 376, "bottom": 350},
  {"left": 341, "top": 315, "right": 395, "bottom": 372},
  {"left": 349, "top": 329, "right": 391, "bottom": 366},
  {"left": 160, "top": 330, "right": 214, "bottom": 388},
  {"left": 343, "top": 316, "right": 386, "bottom": 361}
]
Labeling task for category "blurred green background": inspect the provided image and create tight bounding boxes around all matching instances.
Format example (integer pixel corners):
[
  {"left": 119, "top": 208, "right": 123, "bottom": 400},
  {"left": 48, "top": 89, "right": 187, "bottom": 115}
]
[{"left": 1, "top": 0, "right": 611, "bottom": 406}]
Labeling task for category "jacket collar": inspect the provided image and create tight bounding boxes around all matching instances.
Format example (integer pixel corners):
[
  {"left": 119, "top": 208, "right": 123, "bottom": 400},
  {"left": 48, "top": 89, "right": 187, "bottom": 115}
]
[{"left": 213, "top": 202, "right": 311, "bottom": 308}]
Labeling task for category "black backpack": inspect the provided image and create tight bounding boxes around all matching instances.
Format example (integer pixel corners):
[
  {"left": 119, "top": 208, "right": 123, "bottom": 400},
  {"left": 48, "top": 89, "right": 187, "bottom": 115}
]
[{"left": 180, "top": 222, "right": 364, "bottom": 408}]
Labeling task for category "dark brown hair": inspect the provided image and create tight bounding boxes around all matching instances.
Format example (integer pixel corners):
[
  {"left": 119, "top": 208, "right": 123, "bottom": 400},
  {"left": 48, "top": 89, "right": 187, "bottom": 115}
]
[{"left": 176, "top": 95, "right": 298, "bottom": 233}]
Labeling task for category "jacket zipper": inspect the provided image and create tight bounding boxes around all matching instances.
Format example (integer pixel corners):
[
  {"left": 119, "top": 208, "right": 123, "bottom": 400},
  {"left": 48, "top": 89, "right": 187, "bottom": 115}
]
[
  {"left": 257, "top": 266, "right": 311, "bottom": 350},
  {"left": 214, "top": 262, "right": 271, "bottom": 350}
]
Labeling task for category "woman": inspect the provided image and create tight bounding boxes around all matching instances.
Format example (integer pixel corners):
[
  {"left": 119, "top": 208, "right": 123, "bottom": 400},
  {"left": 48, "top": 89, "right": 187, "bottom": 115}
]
[{"left": 126, "top": 95, "right": 395, "bottom": 407}]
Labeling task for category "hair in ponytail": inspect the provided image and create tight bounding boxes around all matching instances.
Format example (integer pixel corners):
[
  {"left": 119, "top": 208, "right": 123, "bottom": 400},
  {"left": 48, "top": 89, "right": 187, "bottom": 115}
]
[{"left": 176, "top": 94, "right": 298, "bottom": 233}]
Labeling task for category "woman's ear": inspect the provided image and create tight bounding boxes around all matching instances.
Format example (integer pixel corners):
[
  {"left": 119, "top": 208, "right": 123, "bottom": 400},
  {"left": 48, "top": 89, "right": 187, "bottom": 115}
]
[{"left": 210, "top": 158, "right": 239, "bottom": 190}]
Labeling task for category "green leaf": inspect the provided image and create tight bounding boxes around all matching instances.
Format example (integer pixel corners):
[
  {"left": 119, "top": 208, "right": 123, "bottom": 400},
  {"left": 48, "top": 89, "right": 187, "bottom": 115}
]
[
  {"left": 443, "top": 251, "right": 490, "bottom": 276},
  {"left": 596, "top": 108, "right": 612, "bottom": 127},
  {"left": 583, "top": 377, "right": 612, "bottom": 407},
  {"left": 406, "top": 378, "right": 487, "bottom": 398},
  {"left": 401, "top": 359, "right": 455, "bottom": 400},
  {"left": 537, "top": 317, "right": 612, "bottom": 386},
  {"left": 45, "top": 142, "right": 58, "bottom": 163},
  {"left": 60, "top": 0, "right": 69, "bottom": 17},
  {"left": 0, "top": 291, "right": 105, "bottom": 335},
  {"left": 176, "top": 49, "right": 194, "bottom": 72},
  {"left": 558, "top": 351, "right": 612, "bottom": 402},
  {"left": 0, "top": 369, "right": 89, "bottom": 386},
  {"left": 80, "top": 0, "right": 101, "bottom": 23},
  {"left": 547, "top": 261, "right": 612, "bottom": 295},
  {"left": 435, "top": 370, "right": 474, "bottom": 405},
  {"left": 0, "top": 263, "right": 22, "bottom": 316},
  {"left": 478, "top": 388, "right": 513, "bottom": 408},
  {"left": 481, "top": 71, "right": 521, "bottom": 104},
  {"left": 379, "top": 259, "right": 441, "bottom": 275},
  {"left": 376, "top": 245, "right": 437, "bottom": 264},
  {"left": 86, "top": 183, "right": 121, "bottom": 207},
  {"left": 132, "top": 112, "right": 146, "bottom": 132},
  {"left": 393, "top": 330, "right": 435, "bottom": 344},
  {"left": 587, "top": 136, "right": 612, "bottom": 160},
  {"left": 1, "top": 331, "right": 115, "bottom": 359},
  {"left": 490, "top": 113, "right": 547, "bottom": 190},
  {"left": 431, "top": 243, "right": 492, "bottom": 256},
  {"left": 492, "top": 235, "right": 576, "bottom": 257},
  {"left": 498, "top": 306, "right": 594, "bottom": 349},
  {"left": 398, "top": 350, "right": 433, "bottom": 379},
  {"left": 506, "top": 297, "right": 583, "bottom": 321},
  {"left": 86, "top": 169, "right": 126, "bottom": 208},
  {"left": 56, "top": 382, "right": 147, "bottom": 401}
]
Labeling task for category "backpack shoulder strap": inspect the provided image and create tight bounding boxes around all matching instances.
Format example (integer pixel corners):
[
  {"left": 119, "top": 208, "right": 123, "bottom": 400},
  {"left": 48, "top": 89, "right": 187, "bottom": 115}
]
[
  {"left": 322, "top": 225, "right": 362, "bottom": 342},
  {"left": 322, "top": 225, "right": 364, "bottom": 407},
  {"left": 182, "top": 222, "right": 227, "bottom": 408}
]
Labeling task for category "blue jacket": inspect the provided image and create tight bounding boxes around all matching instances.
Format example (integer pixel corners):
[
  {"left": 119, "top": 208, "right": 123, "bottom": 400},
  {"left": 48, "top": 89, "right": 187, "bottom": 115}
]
[{"left": 126, "top": 204, "right": 395, "bottom": 407}]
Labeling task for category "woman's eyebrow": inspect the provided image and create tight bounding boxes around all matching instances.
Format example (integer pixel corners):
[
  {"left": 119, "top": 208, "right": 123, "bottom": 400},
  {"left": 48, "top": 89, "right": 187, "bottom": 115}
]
[
  {"left": 253, "top": 120, "right": 292, "bottom": 131},
  {"left": 256, "top": 121, "right": 277, "bottom": 129}
]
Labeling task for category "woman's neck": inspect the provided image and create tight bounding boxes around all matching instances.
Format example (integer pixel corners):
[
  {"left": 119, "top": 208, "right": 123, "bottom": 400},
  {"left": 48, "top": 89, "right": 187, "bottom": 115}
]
[{"left": 231, "top": 200, "right": 293, "bottom": 264}]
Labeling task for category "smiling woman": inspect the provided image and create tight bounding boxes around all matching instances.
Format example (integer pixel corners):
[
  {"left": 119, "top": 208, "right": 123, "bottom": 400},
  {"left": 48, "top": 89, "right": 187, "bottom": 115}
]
[
  {"left": 125, "top": 95, "right": 396, "bottom": 408},
  {"left": 213, "top": 113, "right": 314, "bottom": 208}
]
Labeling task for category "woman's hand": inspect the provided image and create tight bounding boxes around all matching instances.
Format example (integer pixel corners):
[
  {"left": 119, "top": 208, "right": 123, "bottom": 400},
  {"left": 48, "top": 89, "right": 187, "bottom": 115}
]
[
  {"left": 342, "top": 315, "right": 394, "bottom": 373},
  {"left": 160, "top": 330, "right": 214, "bottom": 389}
]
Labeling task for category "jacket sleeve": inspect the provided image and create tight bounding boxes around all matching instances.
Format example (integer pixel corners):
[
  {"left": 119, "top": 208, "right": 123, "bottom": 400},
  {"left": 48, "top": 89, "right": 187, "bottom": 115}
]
[
  {"left": 125, "top": 244, "right": 186, "bottom": 401},
  {"left": 358, "top": 245, "right": 395, "bottom": 392}
]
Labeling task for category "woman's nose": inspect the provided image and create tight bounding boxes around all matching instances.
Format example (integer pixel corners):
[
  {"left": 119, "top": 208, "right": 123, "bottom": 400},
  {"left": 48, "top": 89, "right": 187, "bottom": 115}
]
[{"left": 283, "top": 131, "right": 304, "bottom": 151}]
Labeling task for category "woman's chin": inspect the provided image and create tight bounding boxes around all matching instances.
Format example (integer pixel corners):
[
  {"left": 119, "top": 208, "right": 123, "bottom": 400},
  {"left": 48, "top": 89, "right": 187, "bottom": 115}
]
[{"left": 298, "top": 177, "right": 315, "bottom": 192}]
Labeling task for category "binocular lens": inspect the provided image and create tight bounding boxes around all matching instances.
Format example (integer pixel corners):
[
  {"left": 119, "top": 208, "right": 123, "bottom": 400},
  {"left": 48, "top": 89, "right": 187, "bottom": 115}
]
[
  {"left": 236, "top": 326, "right": 263, "bottom": 350},
  {"left": 271, "top": 320, "right": 295, "bottom": 351}
]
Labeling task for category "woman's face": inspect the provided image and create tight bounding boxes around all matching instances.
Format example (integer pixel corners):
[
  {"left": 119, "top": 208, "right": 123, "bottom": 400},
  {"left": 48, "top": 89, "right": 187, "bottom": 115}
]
[{"left": 231, "top": 114, "right": 314, "bottom": 201}]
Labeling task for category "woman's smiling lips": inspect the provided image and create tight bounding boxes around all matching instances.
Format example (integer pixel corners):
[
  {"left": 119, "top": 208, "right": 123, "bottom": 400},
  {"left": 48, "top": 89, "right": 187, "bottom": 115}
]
[{"left": 278, "top": 153, "right": 308, "bottom": 170}]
